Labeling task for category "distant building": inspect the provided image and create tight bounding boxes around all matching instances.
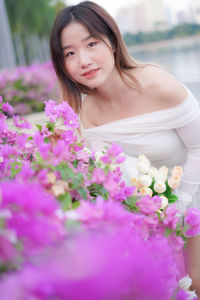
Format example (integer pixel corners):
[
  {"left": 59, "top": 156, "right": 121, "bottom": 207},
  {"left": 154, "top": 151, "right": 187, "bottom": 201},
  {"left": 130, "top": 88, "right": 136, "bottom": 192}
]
[
  {"left": 189, "top": 0, "right": 200, "bottom": 24},
  {"left": 116, "top": 4, "right": 149, "bottom": 34},
  {"left": 116, "top": 0, "right": 170, "bottom": 34},
  {"left": 138, "top": 0, "right": 168, "bottom": 31}
]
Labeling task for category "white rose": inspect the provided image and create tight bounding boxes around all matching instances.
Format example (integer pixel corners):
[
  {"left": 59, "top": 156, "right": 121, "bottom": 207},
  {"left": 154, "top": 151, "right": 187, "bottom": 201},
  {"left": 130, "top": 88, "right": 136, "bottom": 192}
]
[
  {"left": 172, "top": 166, "right": 183, "bottom": 177},
  {"left": 148, "top": 167, "right": 158, "bottom": 178},
  {"left": 136, "top": 162, "right": 150, "bottom": 174},
  {"left": 154, "top": 172, "right": 167, "bottom": 183},
  {"left": 131, "top": 177, "right": 141, "bottom": 189},
  {"left": 159, "top": 165, "right": 168, "bottom": 176},
  {"left": 138, "top": 175, "right": 152, "bottom": 187},
  {"left": 179, "top": 275, "right": 192, "bottom": 291},
  {"left": 159, "top": 195, "right": 168, "bottom": 209},
  {"left": 154, "top": 181, "right": 166, "bottom": 193},
  {"left": 139, "top": 187, "right": 153, "bottom": 197}
]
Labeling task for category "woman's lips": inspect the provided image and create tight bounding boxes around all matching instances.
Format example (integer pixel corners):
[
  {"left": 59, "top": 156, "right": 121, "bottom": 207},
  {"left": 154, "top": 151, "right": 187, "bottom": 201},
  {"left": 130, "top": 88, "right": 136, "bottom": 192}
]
[{"left": 82, "top": 68, "right": 99, "bottom": 79}]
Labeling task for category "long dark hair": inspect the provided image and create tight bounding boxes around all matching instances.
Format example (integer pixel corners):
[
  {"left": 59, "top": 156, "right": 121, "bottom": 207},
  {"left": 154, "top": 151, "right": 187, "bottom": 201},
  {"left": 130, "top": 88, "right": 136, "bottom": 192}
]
[{"left": 50, "top": 1, "right": 144, "bottom": 113}]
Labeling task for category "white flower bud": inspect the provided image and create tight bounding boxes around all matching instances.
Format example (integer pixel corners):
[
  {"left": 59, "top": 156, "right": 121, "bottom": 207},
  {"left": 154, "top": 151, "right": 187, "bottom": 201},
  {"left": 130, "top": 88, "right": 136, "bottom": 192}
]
[
  {"left": 131, "top": 177, "right": 141, "bottom": 189},
  {"left": 159, "top": 195, "right": 168, "bottom": 209},
  {"left": 138, "top": 154, "right": 150, "bottom": 165},
  {"left": 138, "top": 175, "right": 152, "bottom": 187},
  {"left": 179, "top": 275, "right": 192, "bottom": 291},
  {"left": 0, "top": 156, "right": 4, "bottom": 163},
  {"left": 136, "top": 162, "right": 150, "bottom": 174},
  {"left": 172, "top": 166, "right": 183, "bottom": 178},
  {"left": 154, "top": 172, "right": 167, "bottom": 183},
  {"left": 154, "top": 181, "right": 166, "bottom": 193},
  {"left": 148, "top": 167, "right": 158, "bottom": 178},
  {"left": 139, "top": 187, "right": 153, "bottom": 197},
  {"left": 168, "top": 176, "right": 181, "bottom": 189}
]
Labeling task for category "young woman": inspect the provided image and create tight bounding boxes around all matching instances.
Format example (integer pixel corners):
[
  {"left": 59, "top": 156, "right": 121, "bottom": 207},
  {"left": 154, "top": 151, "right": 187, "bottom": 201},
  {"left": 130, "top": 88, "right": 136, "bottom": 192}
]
[{"left": 50, "top": 1, "right": 200, "bottom": 296}]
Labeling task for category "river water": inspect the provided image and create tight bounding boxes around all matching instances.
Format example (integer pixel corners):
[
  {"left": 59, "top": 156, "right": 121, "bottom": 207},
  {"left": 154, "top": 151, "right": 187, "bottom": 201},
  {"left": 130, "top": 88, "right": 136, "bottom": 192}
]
[{"left": 131, "top": 44, "right": 200, "bottom": 99}]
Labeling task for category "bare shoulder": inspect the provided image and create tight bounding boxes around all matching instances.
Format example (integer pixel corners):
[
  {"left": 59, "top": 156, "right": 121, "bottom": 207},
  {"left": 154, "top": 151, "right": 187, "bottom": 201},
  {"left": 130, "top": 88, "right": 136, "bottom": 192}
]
[{"left": 135, "top": 65, "right": 188, "bottom": 107}]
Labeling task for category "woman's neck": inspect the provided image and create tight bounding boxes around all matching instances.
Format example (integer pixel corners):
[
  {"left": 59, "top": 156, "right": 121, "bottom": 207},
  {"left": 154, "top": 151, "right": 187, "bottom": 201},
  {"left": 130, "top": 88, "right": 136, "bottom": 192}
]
[{"left": 93, "top": 68, "right": 133, "bottom": 105}]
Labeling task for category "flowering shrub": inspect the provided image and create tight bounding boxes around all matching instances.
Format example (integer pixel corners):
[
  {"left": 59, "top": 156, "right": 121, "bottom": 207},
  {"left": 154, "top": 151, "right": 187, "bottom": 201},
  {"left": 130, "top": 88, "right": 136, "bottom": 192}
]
[
  {"left": 0, "top": 96, "right": 199, "bottom": 299},
  {"left": 0, "top": 62, "right": 59, "bottom": 115}
]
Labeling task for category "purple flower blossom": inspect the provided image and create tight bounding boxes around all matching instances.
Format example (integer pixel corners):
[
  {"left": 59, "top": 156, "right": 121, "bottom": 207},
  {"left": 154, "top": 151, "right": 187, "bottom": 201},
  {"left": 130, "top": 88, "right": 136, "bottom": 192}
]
[
  {"left": 164, "top": 205, "right": 179, "bottom": 230},
  {"left": 0, "top": 181, "right": 65, "bottom": 254},
  {"left": 0, "top": 227, "right": 178, "bottom": 300},
  {"left": 185, "top": 208, "right": 200, "bottom": 237},
  {"left": 13, "top": 115, "right": 32, "bottom": 129},
  {"left": 0, "top": 95, "right": 2, "bottom": 102},
  {"left": 136, "top": 195, "right": 162, "bottom": 215},
  {"left": 0, "top": 113, "right": 8, "bottom": 132},
  {"left": 2, "top": 102, "right": 13, "bottom": 113},
  {"left": 44, "top": 99, "right": 79, "bottom": 129}
]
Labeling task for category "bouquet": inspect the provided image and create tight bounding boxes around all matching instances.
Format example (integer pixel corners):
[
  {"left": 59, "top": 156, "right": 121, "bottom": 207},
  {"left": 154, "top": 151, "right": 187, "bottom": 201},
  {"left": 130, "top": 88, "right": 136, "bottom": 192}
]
[{"left": 131, "top": 154, "right": 183, "bottom": 209}]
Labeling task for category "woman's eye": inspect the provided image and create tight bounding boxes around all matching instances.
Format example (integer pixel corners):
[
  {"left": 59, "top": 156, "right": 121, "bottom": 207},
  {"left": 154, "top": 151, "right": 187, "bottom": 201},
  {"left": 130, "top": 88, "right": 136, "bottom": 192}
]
[
  {"left": 65, "top": 51, "right": 75, "bottom": 57},
  {"left": 88, "top": 41, "right": 97, "bottom": 48}
]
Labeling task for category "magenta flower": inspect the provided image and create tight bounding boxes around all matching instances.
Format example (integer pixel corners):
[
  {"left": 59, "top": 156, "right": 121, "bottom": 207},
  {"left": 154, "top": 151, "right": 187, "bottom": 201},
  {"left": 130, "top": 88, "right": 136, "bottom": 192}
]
[
  {"left": 136, "top": 195, "right": 162, "bottom": 215},
  {"left": 0, "top": 113, "right": 8, "bottom": 132},
  {"left": 2, "top": 102, "right": 13, "bottom": 113},
  {"left": 0, "top": 181, "right": 65, "bottom": 254},
  {"left": 13, "top": 115, "right": 32, "bottom": 129},
  {"left": 185, "top": 208, "right": 200, "bottom": 237},
  {"left": 168, "top": 233, "right": 185, "bottom": 251},
  {"left": 0, "top": 228, "right": 179, "bottom": 300},
  {"left": 164, "top": 205, "right": 179, "bottom": 229},
  {"left": 91, "top": 168, "right": 106, "bottom": 184}
]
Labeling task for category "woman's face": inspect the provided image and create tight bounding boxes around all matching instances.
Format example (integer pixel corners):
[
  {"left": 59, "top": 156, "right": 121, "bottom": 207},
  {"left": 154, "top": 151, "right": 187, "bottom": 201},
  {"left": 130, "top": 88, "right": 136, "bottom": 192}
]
[{"left": 61, "top": 22, "right": 115, "bottom": 89}]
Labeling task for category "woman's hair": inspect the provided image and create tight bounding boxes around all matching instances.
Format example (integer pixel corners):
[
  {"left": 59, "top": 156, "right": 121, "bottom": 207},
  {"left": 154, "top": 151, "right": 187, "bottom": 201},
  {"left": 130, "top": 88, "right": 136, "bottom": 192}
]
[{"left": 50, "top": 1, "right": 144, "bottom": 113}]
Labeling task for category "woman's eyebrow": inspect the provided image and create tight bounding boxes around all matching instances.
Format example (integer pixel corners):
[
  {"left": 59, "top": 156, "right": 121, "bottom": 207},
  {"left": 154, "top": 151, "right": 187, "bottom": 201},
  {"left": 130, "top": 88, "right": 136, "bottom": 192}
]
[{"left": 62, "top": 35, "right": 93, "bottom": 51}]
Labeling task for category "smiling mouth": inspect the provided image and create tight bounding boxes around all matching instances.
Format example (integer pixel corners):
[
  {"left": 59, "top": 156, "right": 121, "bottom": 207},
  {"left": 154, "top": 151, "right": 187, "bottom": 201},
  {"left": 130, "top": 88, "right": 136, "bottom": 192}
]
[{"left": 82, "top": 68, "right": 100, "bottom": 78}]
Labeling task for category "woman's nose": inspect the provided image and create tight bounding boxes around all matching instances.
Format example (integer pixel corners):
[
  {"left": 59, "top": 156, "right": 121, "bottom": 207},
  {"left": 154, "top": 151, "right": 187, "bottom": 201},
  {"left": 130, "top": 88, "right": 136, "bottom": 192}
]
[{"left": 79, "top": 50, "right": 92, "bottom": 68}]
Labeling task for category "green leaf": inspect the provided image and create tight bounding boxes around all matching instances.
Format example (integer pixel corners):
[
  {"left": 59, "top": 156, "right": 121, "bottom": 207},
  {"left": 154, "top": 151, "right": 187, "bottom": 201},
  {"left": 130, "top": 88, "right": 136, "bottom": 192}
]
[
  {"left": 46, "top": 121, "right": 55, "bottom": 132},
  {"left": 71, "top": 173, "right": 84, "bottom": 189},
  {"left": 72, "top": 201, "right": 80, "bottom": 209},
  {"left": 164, "top": 227, "right": 173, "bottom": 237},
  {"left": 10, "top": 162, "right": 22, "bottom": 178},
  {"left": 168, "top": 194, "right": 178, "bottom": 203},
  {"left": 36, "top": 124, "right": 42, "bottom": 131},
  {"left": 26, "top": 136, "right": 33, "bottom": 141},
  {"left": 72, "top": 159, "right": 79, "bottom": 169},
  {"left": 58, "top": 192, "right": 72, "bottom": 211},
  {"left": 76, "top": 187, "right": 87, "bottom": 199},
  {"left": 44, "top": 137, "right": 50, "bottom": 144}
]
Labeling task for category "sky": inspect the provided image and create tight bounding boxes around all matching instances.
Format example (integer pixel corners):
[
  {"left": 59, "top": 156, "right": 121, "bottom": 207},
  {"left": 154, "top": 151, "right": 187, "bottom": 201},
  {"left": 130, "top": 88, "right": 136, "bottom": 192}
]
[{"left": 66, "top": 0, "right": 191, "bottom": 17}]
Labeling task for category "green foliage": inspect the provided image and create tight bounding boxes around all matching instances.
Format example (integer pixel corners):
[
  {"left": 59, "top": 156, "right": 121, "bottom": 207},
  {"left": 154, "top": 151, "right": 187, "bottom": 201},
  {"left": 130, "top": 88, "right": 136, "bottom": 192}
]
[
  {"left": 5, "top": 0, "right": 66, "bottom": 37},
  {"left": 123, "top": 23, "right": 200, "bottom": 46}
]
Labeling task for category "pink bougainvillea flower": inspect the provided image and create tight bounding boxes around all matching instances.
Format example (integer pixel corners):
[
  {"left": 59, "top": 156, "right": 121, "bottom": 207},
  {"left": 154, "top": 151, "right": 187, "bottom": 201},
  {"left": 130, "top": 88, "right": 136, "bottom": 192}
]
[
  {"left": 0, "top": 181, "right": 65, "bottom": 254},
  {"left": 0, "top": 113, "right": 8, "bottom": 132},
  {"left": 164, "top": 205, "right": 179, "bottom": 230},
  {"left": 136, "top": 195, "right": 162, "bottom": 215},
  {"left": 13, "top": 115, "right": 32, "bottom": 129},
  {"left": 185, "top": 208, "right": 200, "bottom": 237},
  {"left": 2, "top": 102, "right": 13, "bottom": 113}
]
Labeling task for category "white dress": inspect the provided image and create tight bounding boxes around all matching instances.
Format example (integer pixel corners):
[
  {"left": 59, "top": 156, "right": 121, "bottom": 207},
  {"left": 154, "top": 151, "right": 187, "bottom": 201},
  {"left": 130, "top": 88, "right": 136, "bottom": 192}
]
[{"left": 81, "top": 88, "right": 200, "bottom": 212}]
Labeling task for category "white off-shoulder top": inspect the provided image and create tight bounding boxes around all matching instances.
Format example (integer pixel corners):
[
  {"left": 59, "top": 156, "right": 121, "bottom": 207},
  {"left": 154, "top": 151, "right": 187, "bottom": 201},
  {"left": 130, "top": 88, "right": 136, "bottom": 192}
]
[{"left": 81, "top": 88, "right": 200, "bottom": 212}]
